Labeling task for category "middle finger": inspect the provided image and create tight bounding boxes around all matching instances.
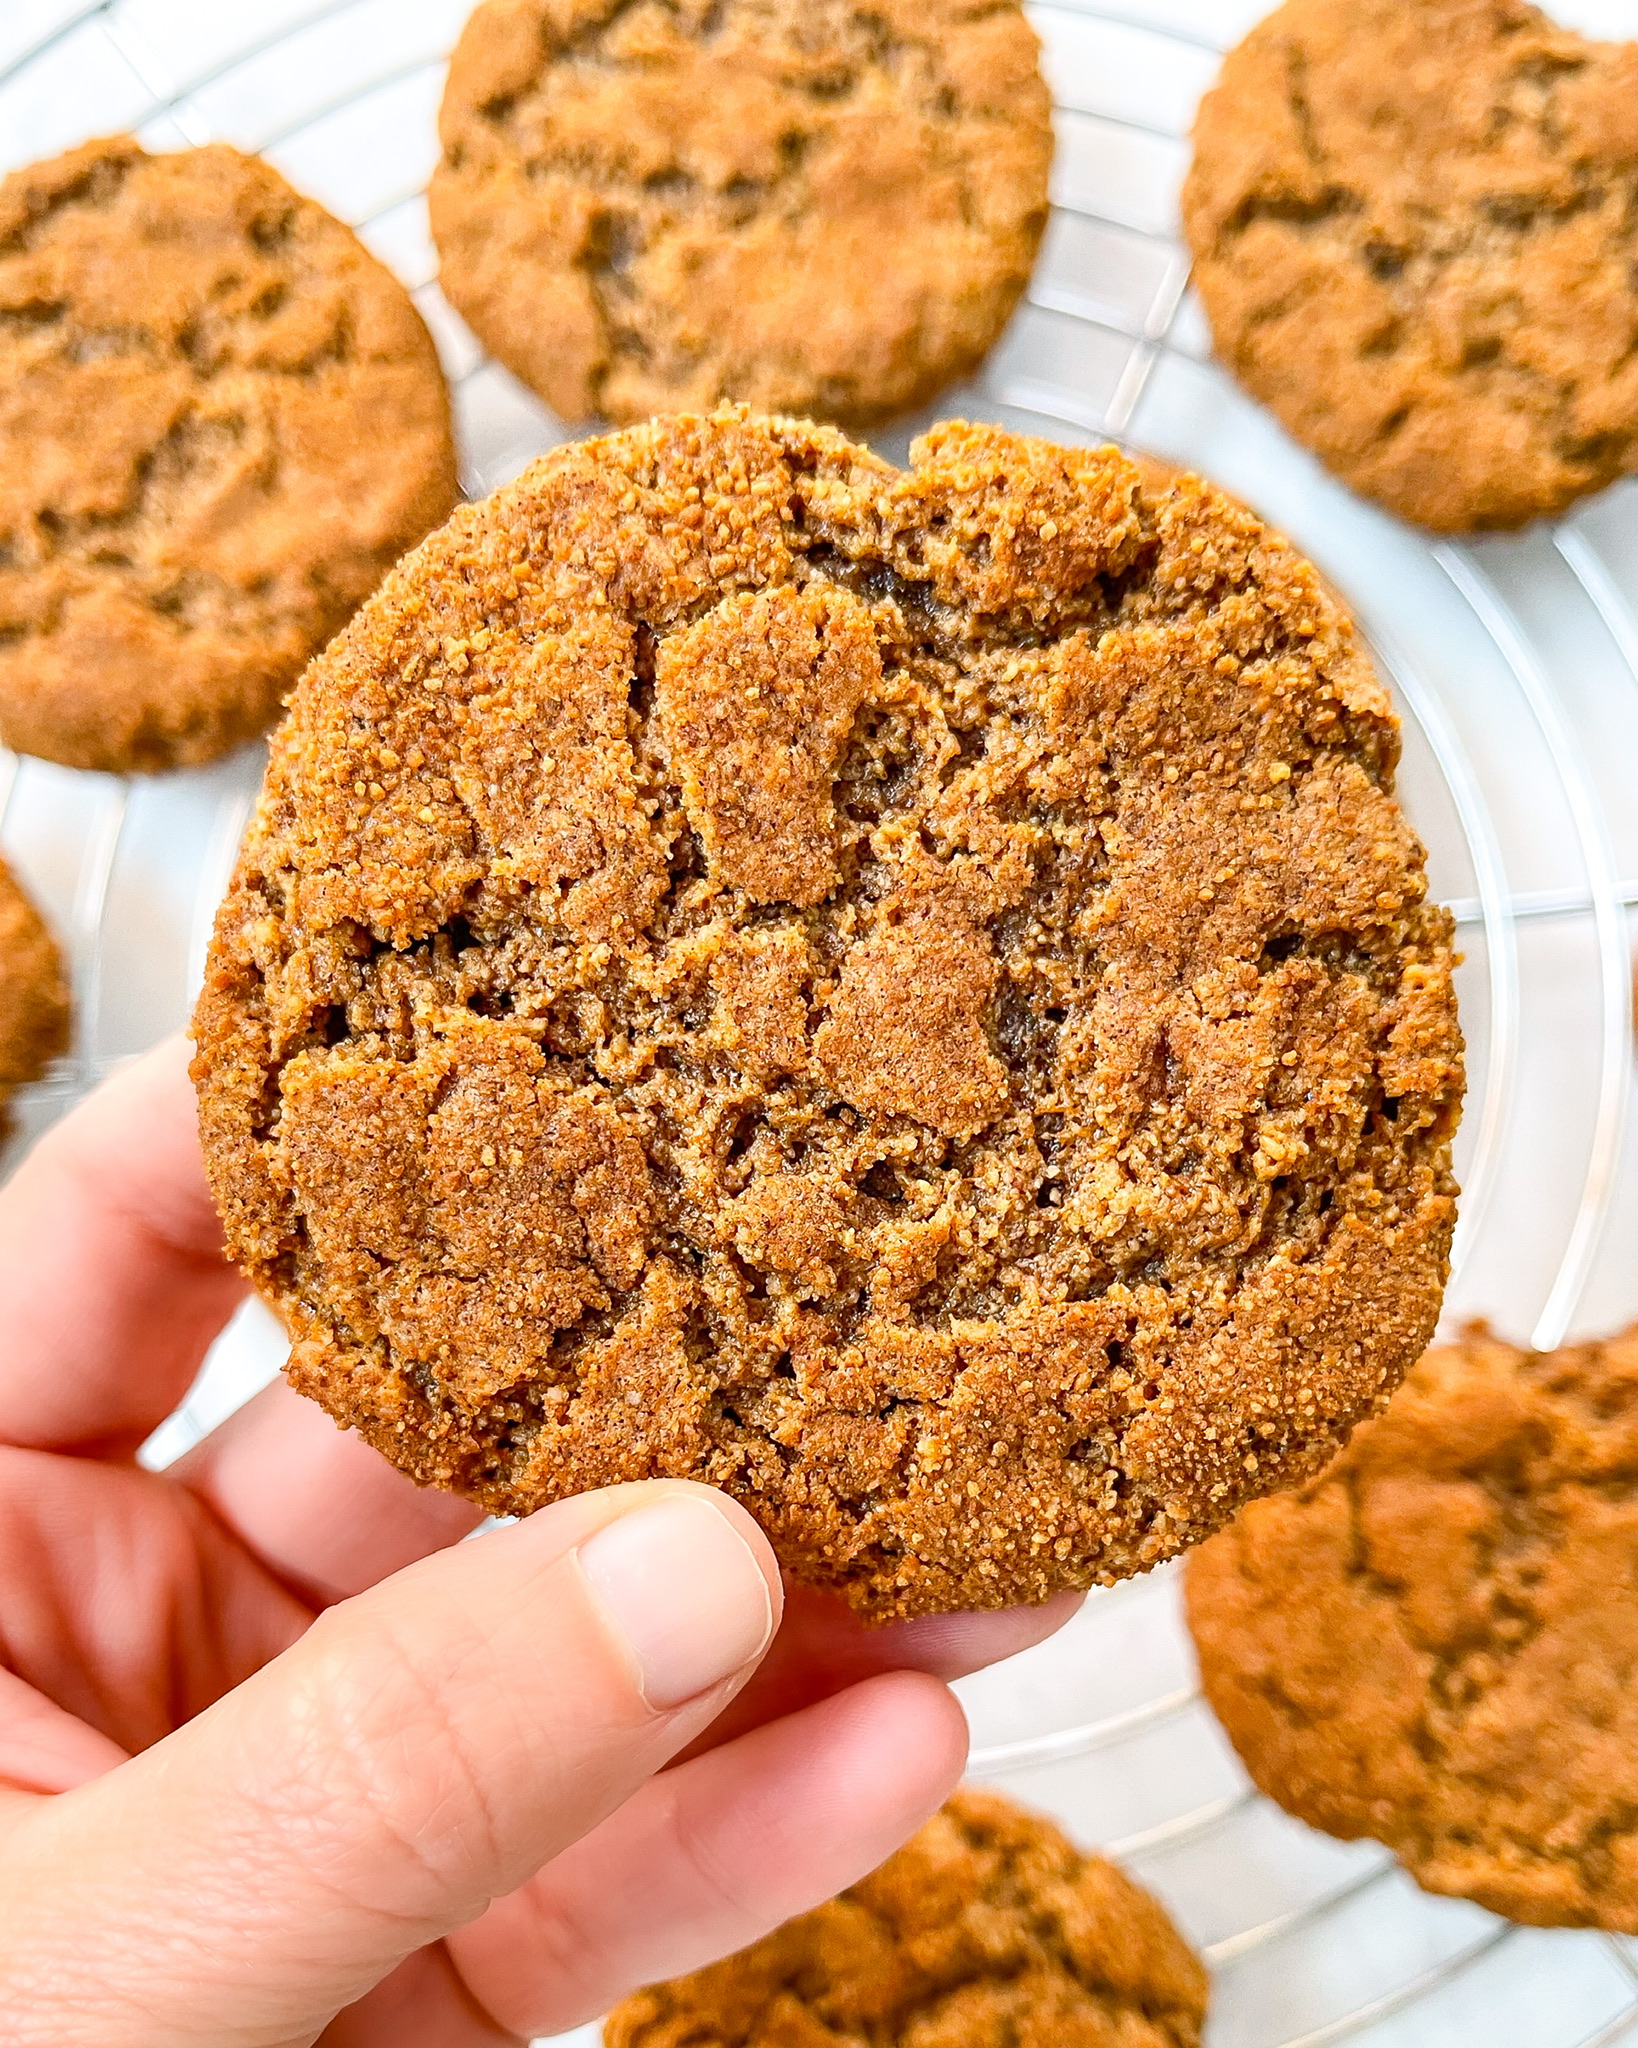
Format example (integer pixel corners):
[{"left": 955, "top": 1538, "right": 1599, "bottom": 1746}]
[{"left": 174, "top": 1379, "right": 481, "bottom": 1607}]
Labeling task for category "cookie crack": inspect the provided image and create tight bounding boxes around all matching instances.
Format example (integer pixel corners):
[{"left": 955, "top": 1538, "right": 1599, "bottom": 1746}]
[
  {"left": 806, "top": 1813, "right": 1198, "bottom": 2045},
  {"left": 1193, "top": 9, "right": 1638, "bottom": 525},
  {"left": 0, "top": 145, "right": 136, "bottom": 258},
  {"left": 1331, "top": 1448, "right": 1570, "bottom": 1809},
  {"left": 1, "top": 409, "right": 288, "bottom": 631},
  {"left": 204, "top": 413, "right": 1458, "bottom": 1619},
  {"left": 483, "top": 0, "right": 1023, "bottom": 411}
]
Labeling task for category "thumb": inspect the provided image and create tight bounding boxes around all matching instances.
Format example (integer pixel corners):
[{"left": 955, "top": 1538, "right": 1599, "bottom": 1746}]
[{"left": 0, "top": 1480, "right": 780, "bottom": 2048}]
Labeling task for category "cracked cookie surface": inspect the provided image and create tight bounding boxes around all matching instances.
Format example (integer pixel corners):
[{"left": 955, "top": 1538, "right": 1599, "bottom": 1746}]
[
  {"left": 0, "top": 137, "right": 459, "bottom": 772},
  {"left": 428, "top": 0, "right": 1052, "bottom": 429},
  {"left": 1182, "top": 0, "right": 1638, "bottom": 531},
  {"left": 191, "top": 408, "right": 1463, "bottom": 1622},
  {"left": 1188, "top": 1322, "right": 1638, "bottom": 1929},
  {"left": 0, "top": 856, "right": 69, "bottom": 1139},
  {"left": 605, "top": 1785, "right": 1209, "bottom": 2047}
]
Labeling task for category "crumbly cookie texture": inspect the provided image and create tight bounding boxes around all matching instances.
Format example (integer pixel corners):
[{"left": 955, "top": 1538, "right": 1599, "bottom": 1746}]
[
  {"left": 0, "top": 856, "right": 69, "bottom": 1136},
  {"left": 1188, "top": 1322, "right": 1638, "bottom": 1930},
  {"left": 0, "top": 137, "right": 459, "bottom": 773},
  {"left": 429, "top": 0, "right": 1051, "bottom": 429},
  {"left": 1183, "top": 0, "right": 1638, "bottom": 532},
  {"left": 192, "top": 408, "right": 1463, "bottom": 1622},
  {"left": 605, "top": 1785, "right": 1210, "bottom": 2047}
]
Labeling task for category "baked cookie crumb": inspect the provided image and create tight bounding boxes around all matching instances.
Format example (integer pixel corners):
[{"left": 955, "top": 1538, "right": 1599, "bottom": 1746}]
[
  {"left": 1189, "top": 1321, "right": 1638, "bottom": 1929},
  {"left": 0, "top": 136, "right": 459, "bottom": 772},
  {"left": 430, "top": 0, "right": 1052, "bottom": 428},
  {"left": 1184, "top": 0, "right": 1638, "bottom": 531},
  {"left": 193, "top": 407, "right": 1462, "bottom": 1622},
  {"left": 0, "top": 857, "right": 70, "bottom": 1137},
  {"left": 605, "top": 1784, "right": 1209, "bottom": 2047}
]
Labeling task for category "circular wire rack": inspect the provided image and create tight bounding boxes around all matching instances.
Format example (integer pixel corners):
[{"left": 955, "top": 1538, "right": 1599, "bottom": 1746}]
[{"left": 4, "top": 2, "right": 1638, "bottom": 2041}]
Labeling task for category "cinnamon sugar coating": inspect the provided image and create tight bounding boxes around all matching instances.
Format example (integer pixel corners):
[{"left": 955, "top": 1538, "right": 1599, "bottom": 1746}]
[
  {"left": 429, "top": 0, "right": 1052, "bottom": 428},
  {"left": 0, "top": 138, "right": 458, "bottom": 772},
  {"left": 605, "top": 1786, "right": 1209, "bottom": 2047},
  {"left": 192, "top": 410, "right": 1463, "bottom": 1620},
  {"left": 1189, "top": 1323, "right": 1638, "bottom": 1930}
]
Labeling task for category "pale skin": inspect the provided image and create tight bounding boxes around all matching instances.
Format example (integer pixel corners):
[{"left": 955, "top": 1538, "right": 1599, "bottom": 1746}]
[{"left": 0, "top": 1040, "right": 1079, "bottom": 2046}]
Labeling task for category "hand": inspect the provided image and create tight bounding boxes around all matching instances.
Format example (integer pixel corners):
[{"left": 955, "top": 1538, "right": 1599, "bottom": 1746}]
[{"left": 0, "top": 1041, "right": 1079, "bottom": 2047}]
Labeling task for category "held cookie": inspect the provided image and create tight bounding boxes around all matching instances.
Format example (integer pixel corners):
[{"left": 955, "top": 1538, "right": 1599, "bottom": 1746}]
[
  {"left": 192, "top": 408, "right": 1463, "bottom": 1623},
  {"left": 1183, "top": 0, "right": 1638, "bottom": 532},
  {"left": 605, "top": 1785, "right": 1209, "bottom": 2047},
  {"left": 0, "top": 138, "right": 459, "bottom": 773},
  {"left": 1187, "top": 1323, "right": 1638, "bottom": 1930},
  {"left": 0, "top": 856, "right": 70, "bottom": 1136},
  {"left": 429, "top": 0, "right": 1052, "bottom": 428}
]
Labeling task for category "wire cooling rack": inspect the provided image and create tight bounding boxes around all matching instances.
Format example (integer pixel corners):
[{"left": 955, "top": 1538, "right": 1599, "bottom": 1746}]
[{"left": 4, "top": 2, "right": 1638, "bottom": 2041}]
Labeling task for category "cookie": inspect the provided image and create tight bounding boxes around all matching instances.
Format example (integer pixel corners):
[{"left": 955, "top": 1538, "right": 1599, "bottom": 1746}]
[
  {"left": 192, "top": 407, "right": 1464, "bottom": 1623},
  {"left": 1187, "top": 1322, "right": 1638, "bottom": 1930},
  {"left": 1182, "top": 0, "right": 1638, "bottom": 532},
  {"left": 605, "top": 1785, "right": 1209, "bottom": 2047},
  {"left": 0, "top": 855, "right": 70, "bottom": 1135},
  {"left": 0, "top": 137, "right": 460, "bottom": 773},
  {"left": 428, "top": 0, "right": 1052, "bottom": 429}
]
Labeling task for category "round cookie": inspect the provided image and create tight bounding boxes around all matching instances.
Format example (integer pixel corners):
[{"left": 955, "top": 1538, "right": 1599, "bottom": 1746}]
[
  {"left": 1182, "top": 0, "right": 1638, "bottom": 532},
  {"left": 192, "top": 407, "right": 1464, "bottom": 1623},
  {"left": 605, "top": 1785, "right": 1209, "bottom": 2047},
  {"left": 428, "top": 0, "right": 1052, "bottom": 429},
  {"left": 1187, "top": 1322, "right": 1638, "bottom": 1930},
  {"left": 0, "top": 855, "right": 70, "bottom": 1136},
  {"left": 0, "top": 137, "right": 460, "bottom": 773}
]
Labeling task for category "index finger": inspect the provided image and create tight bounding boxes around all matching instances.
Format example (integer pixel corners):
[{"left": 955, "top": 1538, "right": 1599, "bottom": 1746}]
[
  {"left": 675, "top": 1579, "right": 1084, "bottom": 1766},
  {"left": 0, "top": 1037, "right": 246, "bottom": 1454}
]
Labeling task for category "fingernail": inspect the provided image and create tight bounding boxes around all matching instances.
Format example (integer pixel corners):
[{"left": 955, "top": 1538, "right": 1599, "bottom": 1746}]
[{"left": 577, "top": 1494, "right": 775, "bottom": 1710}]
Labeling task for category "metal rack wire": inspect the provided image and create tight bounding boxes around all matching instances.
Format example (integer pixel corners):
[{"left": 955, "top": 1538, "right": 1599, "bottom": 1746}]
[{"left": 4, "top": 2, "right": 1638, "bottom": 2041}]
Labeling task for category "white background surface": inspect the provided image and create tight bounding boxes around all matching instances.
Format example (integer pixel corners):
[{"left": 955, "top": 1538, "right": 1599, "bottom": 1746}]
[{"left": 4, "top": 2, "right": 1638, "bottom": 2042}]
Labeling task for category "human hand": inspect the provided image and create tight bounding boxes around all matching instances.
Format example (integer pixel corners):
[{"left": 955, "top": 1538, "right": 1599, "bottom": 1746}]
[{"left": 0, "top": 1041, "right": 1079, "bottom": 2046}]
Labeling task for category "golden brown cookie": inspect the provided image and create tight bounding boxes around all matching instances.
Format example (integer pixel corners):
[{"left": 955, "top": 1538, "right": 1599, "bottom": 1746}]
[
  {"left": 0, "top": 137, "right": 459, "bottom": 773},
  {"left": 428, "top": 0, "right": 1052, "bottom": 429},
  {"left": 192, "top": 408, "right": 1463, "bottom": 1622},
  {"left": 1182, "top": 0, "right": 1638, "bottom": 532},
  {"left": 1187, "top": 1322, "right": 1638, "bottom": 1930},
  {"left": 605, "top": 1785, "right": 1209, "bottom": 2047},
  {"left": 0, "top": 855, "right": 70, "bottom": 1135}
]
